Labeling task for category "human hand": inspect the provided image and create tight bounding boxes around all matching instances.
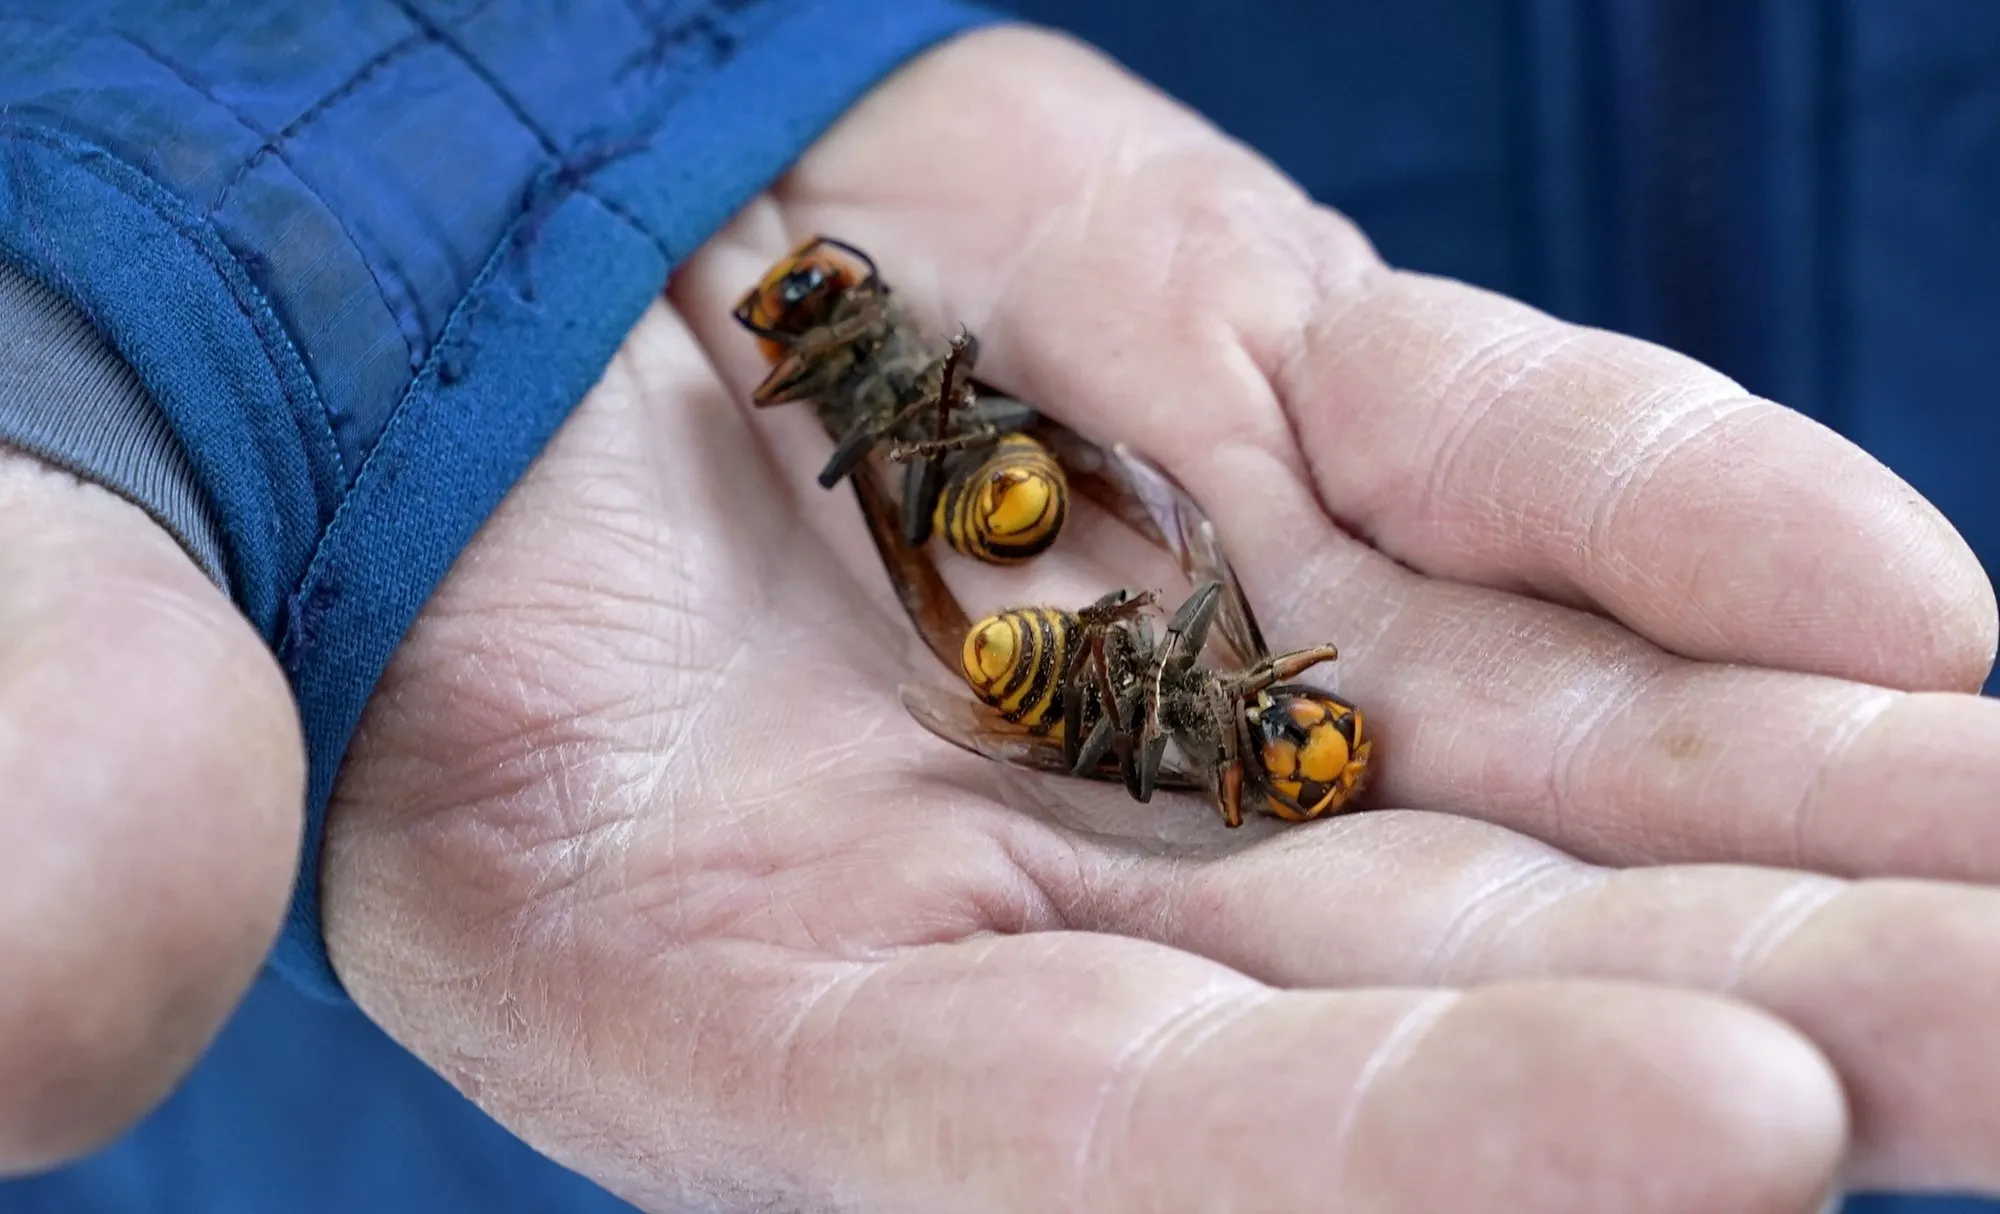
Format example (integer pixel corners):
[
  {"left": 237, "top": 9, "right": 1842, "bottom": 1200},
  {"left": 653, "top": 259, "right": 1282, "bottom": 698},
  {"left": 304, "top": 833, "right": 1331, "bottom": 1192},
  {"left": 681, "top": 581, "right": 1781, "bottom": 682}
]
[
  {"left": 315, "top": 25, "right": 2000, "bottom": 1213},
  {"left": 0, "top": 450, "right": 301, "bottom": 1173}
]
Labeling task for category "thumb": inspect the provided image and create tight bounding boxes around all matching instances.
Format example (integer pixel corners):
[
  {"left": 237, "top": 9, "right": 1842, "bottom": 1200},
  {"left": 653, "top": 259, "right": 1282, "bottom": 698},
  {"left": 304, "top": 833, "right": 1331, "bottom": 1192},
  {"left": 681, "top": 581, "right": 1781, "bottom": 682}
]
[{"left": 0, "top": 448, "right": 302, "bottom": 1173}]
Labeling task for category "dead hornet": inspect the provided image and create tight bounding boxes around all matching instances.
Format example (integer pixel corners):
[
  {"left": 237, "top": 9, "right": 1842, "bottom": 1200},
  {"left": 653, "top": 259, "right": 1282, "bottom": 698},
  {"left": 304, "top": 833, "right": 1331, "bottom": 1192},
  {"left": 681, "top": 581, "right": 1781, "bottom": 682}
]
[
  {"left": 850, "top": 434, "right": 1373, "bottom": 827},
  {"left": 731, "top": 235, "right": 1068, "bottom": 565}
]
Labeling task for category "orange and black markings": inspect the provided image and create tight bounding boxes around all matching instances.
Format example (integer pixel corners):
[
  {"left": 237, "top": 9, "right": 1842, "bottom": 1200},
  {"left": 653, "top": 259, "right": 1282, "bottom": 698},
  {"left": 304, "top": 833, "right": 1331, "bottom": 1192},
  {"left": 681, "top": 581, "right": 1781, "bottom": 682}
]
[
  {"left": 1252, "top": 692, "right": 1371, "bottom": 820},
  {"left": 733, "top": 236, "right": 870, "bottom": 350},
  {"left": 960, "top": 607, "right": 1075, "bottom": 737}
]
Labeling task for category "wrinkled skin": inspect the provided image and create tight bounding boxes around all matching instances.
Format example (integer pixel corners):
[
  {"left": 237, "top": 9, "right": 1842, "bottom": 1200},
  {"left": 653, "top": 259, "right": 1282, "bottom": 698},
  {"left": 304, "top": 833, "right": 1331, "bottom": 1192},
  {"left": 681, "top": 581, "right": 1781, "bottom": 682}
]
[{"left": 7, "top": 24, "right": 2000, "bottom": 1214}]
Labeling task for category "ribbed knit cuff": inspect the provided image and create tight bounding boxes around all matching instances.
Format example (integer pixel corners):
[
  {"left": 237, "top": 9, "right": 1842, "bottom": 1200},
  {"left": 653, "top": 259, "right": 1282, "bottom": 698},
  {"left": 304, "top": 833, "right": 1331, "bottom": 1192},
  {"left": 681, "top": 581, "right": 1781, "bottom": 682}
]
[{"left": 0, "top": 258, "right": 228, "bottom": 586}]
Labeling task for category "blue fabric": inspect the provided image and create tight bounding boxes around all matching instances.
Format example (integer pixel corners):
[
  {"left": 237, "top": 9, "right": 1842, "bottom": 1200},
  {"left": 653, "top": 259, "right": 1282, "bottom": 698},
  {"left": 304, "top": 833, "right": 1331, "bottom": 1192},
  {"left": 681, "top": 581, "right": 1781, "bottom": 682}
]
[
  {"left": 1, "top": 0, "right": 1000, "bottom": 1003},
  {"left": 0, "top": 974, "right": 639, "bottom": 1213},
  {"left": 4, "top": 0, "right": 1999, "bottom": 1211}
]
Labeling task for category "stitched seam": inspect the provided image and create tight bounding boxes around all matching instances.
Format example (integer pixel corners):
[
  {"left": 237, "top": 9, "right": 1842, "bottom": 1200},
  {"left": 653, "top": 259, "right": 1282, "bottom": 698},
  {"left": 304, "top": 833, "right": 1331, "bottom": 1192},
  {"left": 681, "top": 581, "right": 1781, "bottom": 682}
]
[
  {"left": 283, "top": 0, "right": 814, "bottom": 617},
  {"left": 0, "top": 119, "right": 345, "bottom": 524},
  {"left": 0, "top": 123, "right": 337, "bottom": 485},
  {"left": 387, "top": 0, "right": 668, "bottom": 254},
  {"left": 240, "top": 149, "right": 435, "bottom": 375},
  {"left": 263, "top": 0, "right": 994, "bottom": 987},
  {"left": 615, "top": 1, "right": 752, "bottom": 84},
  {"left": 117, "top": 35, "right": 285, "bottom": 145},
  {"left": 53, "top": 0, "right": 794, "bottom": 525},
  {"left": 206, "top": 33, "right": 427, "bottom": 216},
  {"left": 118, "top": 33, "right": 432, "bottom": 419},
  {"left": 201, "top": 0, "right": 510, "bottom": 215},
  {"left": 121, "top": 33, "right": 444, "bottom": 457},
  {"left": 582, "top": 0, "right": 781, "bottom": 236},
  {"left": 280, "top": 176, "right": 536, "bottom": 652},
  {"left": 392, "top": 0, "right": 563, "bottom": 154},
  {"left": 453, "top": 0, "right": 792, "bottom": 306}
]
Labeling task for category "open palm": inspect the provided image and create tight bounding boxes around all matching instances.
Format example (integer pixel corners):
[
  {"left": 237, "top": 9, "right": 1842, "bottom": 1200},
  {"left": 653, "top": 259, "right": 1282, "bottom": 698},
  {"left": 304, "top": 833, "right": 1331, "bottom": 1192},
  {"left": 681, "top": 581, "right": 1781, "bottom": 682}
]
[{"left": 314, "top": 26, "right": 2000, "bottom": 1214}]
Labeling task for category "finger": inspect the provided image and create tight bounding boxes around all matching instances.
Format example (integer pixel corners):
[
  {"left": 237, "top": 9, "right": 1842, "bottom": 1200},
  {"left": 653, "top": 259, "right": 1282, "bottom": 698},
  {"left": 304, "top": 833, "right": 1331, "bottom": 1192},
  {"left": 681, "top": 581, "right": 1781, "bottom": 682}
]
[
  {"left": 680, "top": 24, "right": 1996, "bottom": 694},
  {"left": 0, "top": 449, "right": 302, "bottom": 1172},
  {"left": 674, "top": 200, "right": 2000, "bottom": 889},
  {"left": 1224, "top": 468, "right": 2000, "bottom": 883},
  {"left": 1047, "top": 809, "right": 2000, "bottom": 1192},
  {"left": 311, "top": 302, "right": 1843, "bottom": 1211},
  {"left": 1277, "top": 272, "right": 1998, "bottom": 696},
  {"left": 366, "top": 928, "right": 1844, "bottom": 1214}
]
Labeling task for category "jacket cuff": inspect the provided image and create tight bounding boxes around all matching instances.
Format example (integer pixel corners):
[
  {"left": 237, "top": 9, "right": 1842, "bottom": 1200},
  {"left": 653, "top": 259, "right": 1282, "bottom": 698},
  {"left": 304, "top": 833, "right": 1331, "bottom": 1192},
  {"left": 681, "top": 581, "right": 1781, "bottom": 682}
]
[
  {"left": 1, "top": 0, "right": 1002, "bottom": 1004},
  {"left": 0, "top": 258, "right": 230, "bottom": 585}
]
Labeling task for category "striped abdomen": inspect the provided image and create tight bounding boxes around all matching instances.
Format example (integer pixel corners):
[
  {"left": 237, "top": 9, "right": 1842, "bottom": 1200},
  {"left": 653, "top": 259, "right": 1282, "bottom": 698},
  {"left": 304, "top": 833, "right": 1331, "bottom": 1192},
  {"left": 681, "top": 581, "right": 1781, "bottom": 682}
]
[
  {"left": 935, "top": 434, "right": 1069, "bottom": 564},
  {"left": 959, "top": 606, "right": 1076, "bottom": 736}
]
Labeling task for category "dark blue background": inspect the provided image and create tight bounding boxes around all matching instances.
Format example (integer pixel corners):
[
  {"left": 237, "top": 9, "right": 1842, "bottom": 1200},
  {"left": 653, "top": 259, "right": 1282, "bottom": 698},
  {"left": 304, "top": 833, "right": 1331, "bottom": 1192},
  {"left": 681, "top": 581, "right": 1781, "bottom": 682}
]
[
  {"left": 3, "top": 2, "right": 1994, "bottom": 1212},
  {"left": 992, "top": 0, "right": 2000, "bottom": 702},
  {"left": 984, "top": 3, "right": 2000, "bottom": 1209}
]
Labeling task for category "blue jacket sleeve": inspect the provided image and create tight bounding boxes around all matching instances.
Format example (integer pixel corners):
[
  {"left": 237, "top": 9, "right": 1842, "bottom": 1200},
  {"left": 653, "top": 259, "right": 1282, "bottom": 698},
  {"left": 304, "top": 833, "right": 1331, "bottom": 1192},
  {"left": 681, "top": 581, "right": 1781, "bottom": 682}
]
[{"left": 0, "top": 0, "right": 1000, "bottom": 1002}]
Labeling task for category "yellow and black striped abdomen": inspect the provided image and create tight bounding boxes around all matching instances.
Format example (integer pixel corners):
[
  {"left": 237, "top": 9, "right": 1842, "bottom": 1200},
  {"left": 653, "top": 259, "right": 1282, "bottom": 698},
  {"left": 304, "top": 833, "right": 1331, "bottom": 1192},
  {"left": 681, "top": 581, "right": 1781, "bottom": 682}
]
[
  {"left": 935, "top": 434, "right": 1069, "bottom": 564},
  {"left": 959, "top": 606, "right": 1075, "bottom": 736}
]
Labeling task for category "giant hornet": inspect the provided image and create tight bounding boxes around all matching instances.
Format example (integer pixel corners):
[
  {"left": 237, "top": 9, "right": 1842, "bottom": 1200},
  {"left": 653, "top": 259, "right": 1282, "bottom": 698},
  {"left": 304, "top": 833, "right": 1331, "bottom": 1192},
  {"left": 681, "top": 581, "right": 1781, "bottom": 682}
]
[
  {"left": 850, "top": 435, "right": 1373, "bottom": 827},
  {"left": 732, "top": 236, "right": 1068, "bottom": 565}
]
